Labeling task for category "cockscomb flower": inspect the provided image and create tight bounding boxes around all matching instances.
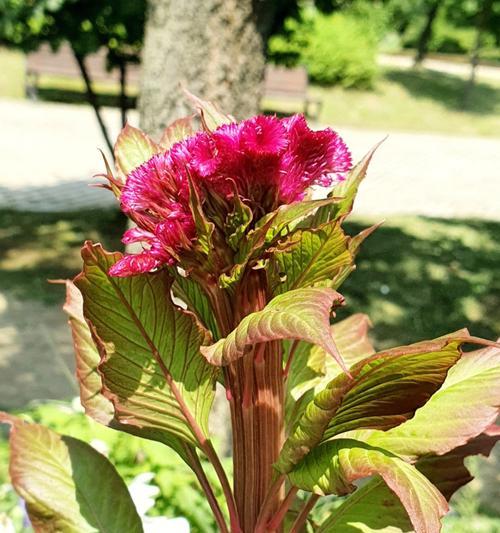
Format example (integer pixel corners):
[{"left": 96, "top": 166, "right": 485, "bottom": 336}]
[{"left": 110, "top": 114, "right": 351, "bottom": 277}]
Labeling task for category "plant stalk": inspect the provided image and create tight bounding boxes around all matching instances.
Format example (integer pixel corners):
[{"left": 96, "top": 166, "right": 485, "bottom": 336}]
[
  {"left": 289, "top": 494, "right": 319, "bottom": 533},
  {"left": 184, "top": 445, "right": 229, "bottom": 533},
  {"left": 227, "top": 270, "right": 285, "bottom": 532}
]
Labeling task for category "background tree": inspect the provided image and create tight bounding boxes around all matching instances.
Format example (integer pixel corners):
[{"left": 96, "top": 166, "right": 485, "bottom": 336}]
[{"left": 0, "top": 0, "right": 146, "bottom": 152}]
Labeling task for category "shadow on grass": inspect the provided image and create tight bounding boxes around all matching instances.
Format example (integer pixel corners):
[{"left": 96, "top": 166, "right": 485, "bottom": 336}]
[
  {"left": 36, "top": 87, "right": 136, "bottom": 109},
  {"left": 340, "top": 217, "right": 500, "bottom": 348},
  {"left": 0, "top": 209, "right": 126, "bottom": 304},
  {"left": 384, "top": 68, "right": 500, "bottom": 114}
]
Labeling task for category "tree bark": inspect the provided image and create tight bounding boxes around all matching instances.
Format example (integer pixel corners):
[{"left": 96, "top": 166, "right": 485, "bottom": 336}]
[
  {"left": 138, "top": 0, "right": 272, "bottom": 138},
  {"left": 463, "top": 0, "right": 493, "bottom": 107},
  {"left": 118, "top": 59, "right": 128, "bottom": 127},
  {"left": 71, "top": 47, "right": 114, "bottom": 154},
  {"left": 414, "top": 0, "right": 442, "bottom": 66}
]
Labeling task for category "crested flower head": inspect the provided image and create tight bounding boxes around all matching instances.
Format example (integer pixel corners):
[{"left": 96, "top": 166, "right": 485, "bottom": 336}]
[{"left": 110, "top": 113, "right": 351, "bottom": 277}]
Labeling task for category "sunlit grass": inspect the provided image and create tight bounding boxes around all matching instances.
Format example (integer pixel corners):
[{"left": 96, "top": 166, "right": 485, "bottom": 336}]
[
  {"left": 340, "top": 215, "right": 500, "bottom": 348},
  {"left": 264, "top": 67, "right": 500, "bottom": 137}
]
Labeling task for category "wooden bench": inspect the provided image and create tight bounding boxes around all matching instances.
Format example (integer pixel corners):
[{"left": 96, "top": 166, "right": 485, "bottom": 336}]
[
  {"left": 262, "top": 65, "right": 322, "bottom": 119},
  {"left": 26, "top": 46, "right": 320, "bottom": 119},
  {"left": 25, "top": 43, "right": 140, "bottom": 99}
]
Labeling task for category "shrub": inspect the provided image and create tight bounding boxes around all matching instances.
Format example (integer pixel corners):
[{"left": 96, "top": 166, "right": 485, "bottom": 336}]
[{"left": 269, "top": 8, "right": 380, "bottom": 88}]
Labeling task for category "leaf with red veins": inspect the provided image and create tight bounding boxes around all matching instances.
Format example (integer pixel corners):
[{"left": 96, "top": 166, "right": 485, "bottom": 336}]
[
  {"left": 114, "top": 123, "right": 160, "bottom": 179},
  {"left": 0, "top": 414, "right": 143, "bottom": 533},
  {"left": 159, "top": 115, "right": 195, "bottom": 150},
  {"left": 278, "top": 333, "right": 478, "bottom": 475},
  {"left": 74, "top": 242, "right": 217, "bottom": 454},
  {"left": 63, "top": 280, "right": 115, "bottom": 425},
  {"left": 367, "top": 340, "right": 500, "bottom": 459},
  {"left": 288, "top": 438, "right": 448, "bottom": 533},
  {"left": 200, "top": 287, "right": 347, "bottom": 372},
  {"left": 417, "top": 424, "right": 500, "bottom": 501},
  {"left": 317, "top": 425, "right": 500, "bottom": 533}
]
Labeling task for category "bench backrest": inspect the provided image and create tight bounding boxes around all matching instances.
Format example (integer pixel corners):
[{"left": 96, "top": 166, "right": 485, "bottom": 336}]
[
  {"left": 263, "top": 65, "right": 309, "bottom": 97},
  {"left": 26, "top": 43, "right": 140, "bottom": 84}
]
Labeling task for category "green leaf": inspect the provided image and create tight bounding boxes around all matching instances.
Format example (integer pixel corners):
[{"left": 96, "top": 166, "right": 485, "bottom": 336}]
[
  {"left": 184, "top": 90, "right": 234, "bottom": 131},
  {"left": 221, "top": 199, "right": 342, "bottom": 290},
  {"left": 172, "top": 272, "right": 219, "bottom": 339},
  {"left": 256, "top": 198, "right": 340, "bottom": 243},
  {"left": 269, "top": 219, "right": 352, "bottom": 294},
  {"left": 200, "top": 288, "right": 346, "bottom": 370},
  {"left": 114, "top": 123, "right": 159, "bottom": 178},
  {"left": 278, "top": 334, "right": 468, "bottom": 474},
  {"left": 74, "top": 242, "right": 217, "bottom": 451},
  {"left": 313, "top": 141, "right": 384, "bottom": 225},
  {"left": 329, "top": 222, "right": 382, "bottom": 289},
  {"left": 417, "top": 424, "right": 500, "bottom": 501},
  {"left": 288, "top": 438, "right": 447, "bottom": 533},
  {"left": 285, "top": 314, "right": 375, "bottom": 431},
  {"left": 0, "top": 414, "right": 143, "bottom": 533},
  {"left": 225, "top": 193, "right": 253, "bottom": 251},
  {"left": 187, "top": 174, "right": 215, "bottom": 258},
  {"left": 63, "top": 280, "right": 115, "bottom": 425},
  {"left": 367, "top": 341, "right": 500, "bottom": 459},
  {"left": 316, "top": 477, "right": 413, "bottom": 533},
  {"left": 322, "top": 335, "right": 471, "bottom": 440},
  {"left": 288, "top": 314, "right": 375, "bottom": 402},
  {"left": 317, "top": 425, "right": 500, "bottom": 533},
  {"left": 159, "top": 115, "right": 194, "bottom": 149}
]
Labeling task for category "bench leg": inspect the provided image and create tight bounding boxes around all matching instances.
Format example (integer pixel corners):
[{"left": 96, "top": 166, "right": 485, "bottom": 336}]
[{"left": 25, "top": 71, "right": 39, "bottom": 101}]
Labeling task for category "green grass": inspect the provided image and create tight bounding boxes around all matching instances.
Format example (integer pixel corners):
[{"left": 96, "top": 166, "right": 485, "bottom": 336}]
[
  {"left": 0, "top": 209, "right": 126, "bottom": 305},
  {"left": 265, "top": 67, "right": 500, "bottom": 137},
  {"left": 0, "top": 46, "right": 137, "bottom": 106},
  {"left": 340, "top": 216, "right": 500, "bottom": 349},
  {"left": 0, "top": 48, "right": 25, "bottom": 99}
]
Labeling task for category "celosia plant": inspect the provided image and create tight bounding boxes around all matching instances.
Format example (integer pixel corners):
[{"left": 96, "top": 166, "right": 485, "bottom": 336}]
[{"left": 2, "top": 96, "right": 500, "bottom": 533}]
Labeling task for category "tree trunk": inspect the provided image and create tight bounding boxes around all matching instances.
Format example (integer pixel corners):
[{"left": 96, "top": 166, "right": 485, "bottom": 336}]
[
  {"left": 71, "top": 47, "right": 114, "bottom": 154},
  {"left": 414, "top": 0, "right": 442, "bottom": 66},
  {"left": 118, "top": 59, "right": 128, "bottom": 127},
  {"left": 463, "top": 0, "right": 493, "bottom": 107},
  {"left": 138, "top": 0, "right": 271, "bottom": 139}
]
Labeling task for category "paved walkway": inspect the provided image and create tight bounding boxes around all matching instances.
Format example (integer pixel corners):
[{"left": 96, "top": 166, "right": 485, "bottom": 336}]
[
  {"left": 1, "top": 99, "right": 499, "bottom": 219},
  {"left": 379, "top": 53, "right": 500, "bottom": 82},
  {"left": 0, "top": 98, "right": 499, "bottom": 409}
]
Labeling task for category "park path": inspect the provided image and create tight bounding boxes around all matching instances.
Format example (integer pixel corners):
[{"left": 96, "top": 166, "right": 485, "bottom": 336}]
[
  {"left": 1, "top": 99, "right": 499, "bottom": 219},
  {"left": 378, "top": 53, "right": 500, "bottom": 82},
  {"left": 0, "top": 98, "right": 499, "bottom": 410}
]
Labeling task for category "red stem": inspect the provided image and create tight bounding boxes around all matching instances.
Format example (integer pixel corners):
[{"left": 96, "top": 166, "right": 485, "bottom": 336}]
[
  {"left": 207, "top": 271, "right": 285, "bottom": 532},
  {"left": 254, "top": 474, "right": 286, "bottom": 532},
  {"left": 283, "top": 339, "right": 299, "bottom": 379},
  {"left": 184, "top": 445, "right": 229, "bottom": 533},
  {"left": 203, "top": 441, "right": 242, "bottom": 533},
  {"left": 266, "top": 486, "right": 299, "bottom": 531},
  {"left": 289, "top": 494, "right": 320, "bottom": 533}
]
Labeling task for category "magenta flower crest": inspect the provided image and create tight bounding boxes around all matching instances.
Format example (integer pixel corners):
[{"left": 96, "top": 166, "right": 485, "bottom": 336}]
[{"left": 110, "top": 113, "right": 352, "bottom": 277}]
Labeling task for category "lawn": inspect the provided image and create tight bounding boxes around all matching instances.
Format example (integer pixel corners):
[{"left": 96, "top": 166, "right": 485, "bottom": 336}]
[
  {"left": 0, "top": 209, "right": 126, "bottom": 305},
  {"left": 2, "top": 46, "right": 499, "bottom": 136},
  {"left": 264, "top": 67, "right": 500, "bottom": 137}
]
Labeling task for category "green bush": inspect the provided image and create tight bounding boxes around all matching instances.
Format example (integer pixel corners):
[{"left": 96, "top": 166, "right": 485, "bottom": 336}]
[
  {"left": 268, "top": 8, "right": 380, "bottom": 88},
  {"left": 303, "top": 12, "right": 378, "bottom": 87}
]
